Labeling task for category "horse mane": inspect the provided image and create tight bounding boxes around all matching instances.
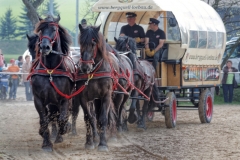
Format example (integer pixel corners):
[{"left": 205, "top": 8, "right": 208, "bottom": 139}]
[
  {"left": 119, "top": 36, "right": 137, "bottom": 54},
  {"left": 79, "top": 26, "right": 109, "bottom": 61},
  {"left": 34, "top": 18, "right": 72, "bottom": 56}
]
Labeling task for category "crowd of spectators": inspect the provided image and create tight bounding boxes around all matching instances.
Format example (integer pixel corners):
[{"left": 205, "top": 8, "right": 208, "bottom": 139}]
[{"left": 0, "top": 50, "right": 32, "bottom": 101}]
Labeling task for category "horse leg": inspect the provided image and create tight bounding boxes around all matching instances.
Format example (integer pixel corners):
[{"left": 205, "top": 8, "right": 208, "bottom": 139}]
[
  {"left": 71, "top": 96, "right": 80, "bottom": 136},
  {"left": 136, "top": 100, "right": 141, "bottom": 121},
  {"left": 48, "top": 104, "right": 58, "bottom": 140},
  {"left": 121, "top": 106, "right": 128, "bottom": 131},
  {"left": 55, "top": 100, "right": 71, "bottom": 143},
  {"left": 92, "top": 100, "right": 100, "bottom": 145},
  {"left": 98, "top": 94, "right": 112, "bottom": 152},
  {"left": 137, "top": 88, "right": 152, "bottom": 130},
  {"left": 119, "top": 94, "right": 129, "bottom": 132},
  {"left": 80, "top": 98, "right": 95, "bottom": 150},
  {"left": 128, "top": 89, "right": 139, "bottom": 124},
  {"left": 34, "top": 98, "right": 53, "bottom": 152},
  {"left": 113, "top": 93, "right": 124, "bottom": 132}
]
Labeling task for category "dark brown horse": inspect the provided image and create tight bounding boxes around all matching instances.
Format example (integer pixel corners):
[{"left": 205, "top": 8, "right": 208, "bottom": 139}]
[
  {"left": 29, "top": 15, "right": 75, "bottom": 152},
  {"left": 71, "top": 25, "right": 133, "bottom": 152},
  {"left": 115, "top": 36, "right": 162, "bottom": 129}
]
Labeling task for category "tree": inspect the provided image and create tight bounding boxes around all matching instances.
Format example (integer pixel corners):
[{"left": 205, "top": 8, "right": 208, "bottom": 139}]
[
  {"left": 22, "top": 0, "right": 45, "bottom": 27},
  {"left": 80, "top": 0, "right": 98, "bottom": 25},
  {"left": 38, "top": 0, "right": 60, "bottom": 16},
  {"left": 0, "top": 8, "right": 18, "bottom": 40},
  {"left": 17, "top": 5, "right": 35, "bottom": 39}
]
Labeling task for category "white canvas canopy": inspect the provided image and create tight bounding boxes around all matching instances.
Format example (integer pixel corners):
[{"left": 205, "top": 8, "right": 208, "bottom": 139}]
[
  {"left": 93, "top": 0, "right": 226, "bottom": 66},
  {"left": 93, "top": 0, "right": 226, "bottom": 46}
]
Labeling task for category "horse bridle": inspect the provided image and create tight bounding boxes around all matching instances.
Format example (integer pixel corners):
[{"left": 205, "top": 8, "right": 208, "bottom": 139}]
[
  {"left": 80, "top": 40, "right": 98, "bottom": 64},
  {"left": 38, "top": 22, "right": 59, "bottom": 46}
]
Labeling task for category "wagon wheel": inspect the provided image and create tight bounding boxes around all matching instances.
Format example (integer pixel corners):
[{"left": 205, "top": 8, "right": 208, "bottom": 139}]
[
  {"left": 146, "top": 111, "right": 155, "bottom": 121},
  {"left": 198, "top": 89, "right": 213, "bottom": 123},
  {"left": 164, "top": 92, "right": 177, "bottom": 128}
]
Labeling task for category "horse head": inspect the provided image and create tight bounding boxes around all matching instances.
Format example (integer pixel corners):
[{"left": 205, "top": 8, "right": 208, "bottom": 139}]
[
  {"left": 78, "top": 24, "right": 102, "bottom": 74},
  {"left": 114, "top": 36, "right": 137, "bottom": 54},
  {"left": 35, "top": 15, "right": 71, "bottom": 57},
  {"left": 27, "top": 33, "right": 39, "bottom": 60}
]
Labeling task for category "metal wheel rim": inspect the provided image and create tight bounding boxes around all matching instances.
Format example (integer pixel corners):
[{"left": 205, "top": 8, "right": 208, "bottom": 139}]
[
  {"left": 206, "top": 95, "right": 213, "bottom": 118},
  {"left": 172, "top": 99, "right": 177, "bottom": 122}
]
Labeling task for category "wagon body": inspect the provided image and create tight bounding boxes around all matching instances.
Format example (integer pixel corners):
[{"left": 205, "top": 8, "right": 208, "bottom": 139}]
[{"left": 92, "top": 0, "right": 226, "bottom": 127}]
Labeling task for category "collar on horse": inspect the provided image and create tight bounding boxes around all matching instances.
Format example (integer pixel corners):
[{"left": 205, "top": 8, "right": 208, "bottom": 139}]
[{"left": 27, "top": 53, "right": 75, "bottom": 82}]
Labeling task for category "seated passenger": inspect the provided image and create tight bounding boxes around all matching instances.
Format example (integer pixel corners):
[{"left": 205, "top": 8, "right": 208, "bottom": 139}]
[
  {"left": 145, "top": 18, "right": 166, "bottom": 70},
  {"left": 120, "top": 12, "right": 145, "bottom": 47}
]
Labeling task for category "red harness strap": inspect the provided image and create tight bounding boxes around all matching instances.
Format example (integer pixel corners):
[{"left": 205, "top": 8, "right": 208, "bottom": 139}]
[
  {"left": 30, "top": 69, "right": 74, "bottom": 81},
  {"left": 50, "top": 81, "right": 86, "bottom": 99},
  {"left": 76, "top": 72, "right": 112, "bottom": 81}
]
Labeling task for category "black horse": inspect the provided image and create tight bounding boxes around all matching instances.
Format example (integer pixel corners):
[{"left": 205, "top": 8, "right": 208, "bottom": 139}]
[
  {"left": 115, "top": 36, "right": 162, "bottom": 129},
  {"left": 29, "top": 15, "right": 75, "bottom": 152},
  {"left": 71, "top": 25, "right": 133, "bottom": 152},
  {"left": 27, "top": 33, "right": 61, "bottom": 140}
]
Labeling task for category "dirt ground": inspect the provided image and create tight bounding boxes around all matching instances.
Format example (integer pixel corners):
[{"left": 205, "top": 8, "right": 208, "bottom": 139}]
[{"left": 0, "top": 86, "right": 240, "bottom": 160}]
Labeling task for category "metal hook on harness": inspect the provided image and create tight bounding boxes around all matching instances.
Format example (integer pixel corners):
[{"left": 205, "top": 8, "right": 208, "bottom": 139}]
[
  {"left": 47, "top": 70, "right": 54, "bottom": 81},
  {"left": 85, "top": 74, "right": 94, "bottom": 85}
]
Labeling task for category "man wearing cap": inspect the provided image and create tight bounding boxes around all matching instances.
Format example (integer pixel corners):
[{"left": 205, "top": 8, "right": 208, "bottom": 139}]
[
  {"left": 145, "top": 18, "right": 166, "bottom": 70},
  {"left": 120, "top": 12, "right": 145, "bottom": 46},
  {"left": 81, "top": 19, "right": 87, "bottom": 28}
]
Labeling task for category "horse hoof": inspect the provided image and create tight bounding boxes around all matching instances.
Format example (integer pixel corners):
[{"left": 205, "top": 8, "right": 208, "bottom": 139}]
[
  {"left": 137, "top": 124, "right": 146, "bottom": 130},
  {"left": 54, "top": 135, "right": 63, "bottom": 143},
  {"left": 98, "top": 145, "right": 109, "bottom": 152},
  {"left": 42, "top": 145, "right": 53, "bottom": 152},
  {"left": 128, "top": 113, "right": 137, "bottom": 124},
  {"left": 117, "top": 126, "right": 123, "bottom": 133},
  {"left": 85, "top": 144, "right": 95, "bottom": 150}
]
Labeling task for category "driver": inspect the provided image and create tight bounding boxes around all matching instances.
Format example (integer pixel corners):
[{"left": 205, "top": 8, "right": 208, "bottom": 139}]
[
  {"left": 120, "top": 12, "right": 145, "bottom": 47},
  {"left": 145, "top": 18, "right": 166, "bottom": 70}
]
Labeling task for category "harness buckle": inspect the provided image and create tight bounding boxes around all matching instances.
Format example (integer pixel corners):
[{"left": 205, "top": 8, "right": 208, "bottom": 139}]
[
  {"left": 47, "top": 70, "right": 54, "bottom": 81},
  {"left": 85, "top": 74, "right": 94, "bottom": 85},
  {"left": 47, "top": 70, "right": 54, "bottom": 74}
]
